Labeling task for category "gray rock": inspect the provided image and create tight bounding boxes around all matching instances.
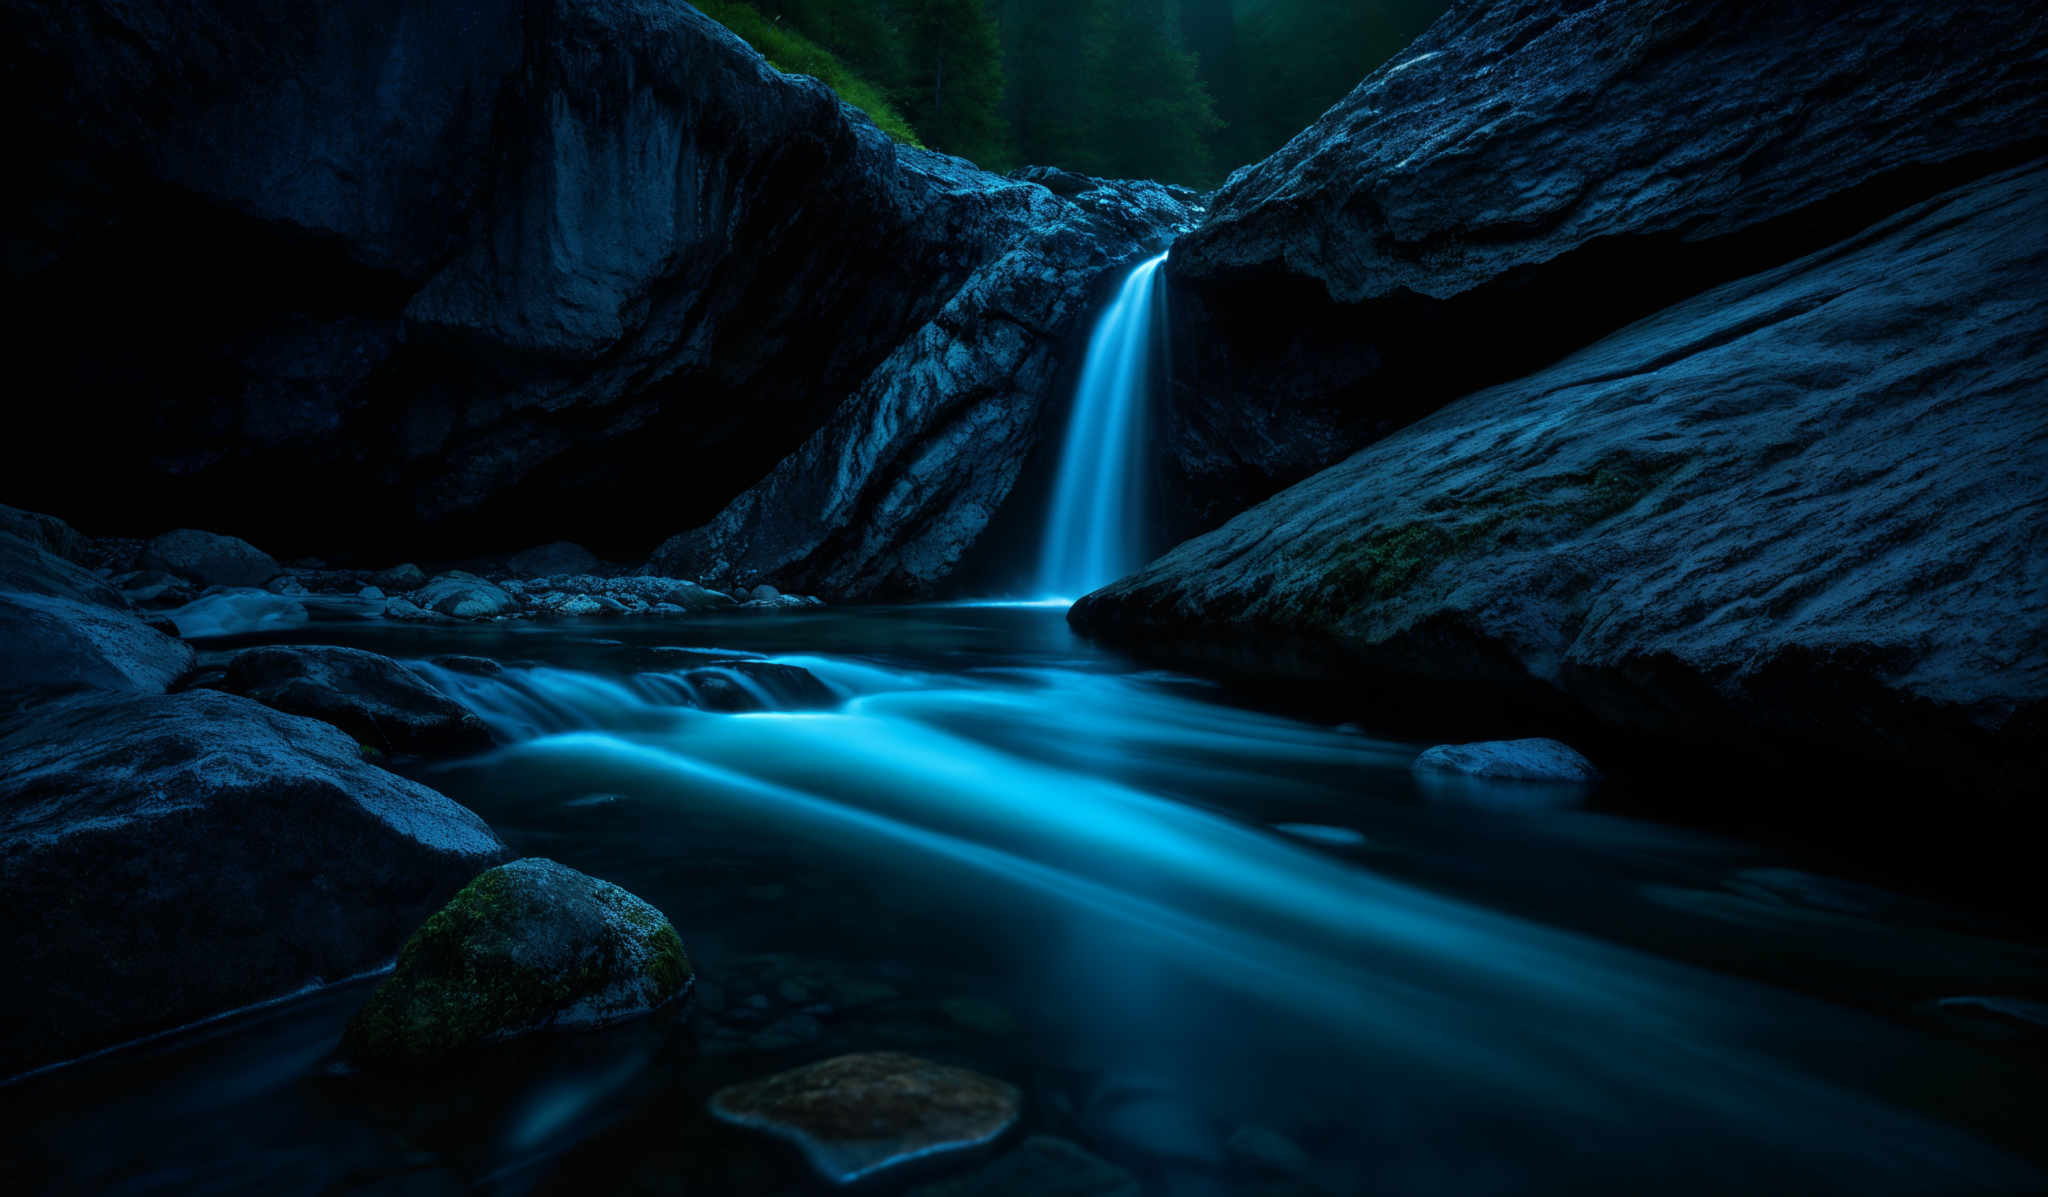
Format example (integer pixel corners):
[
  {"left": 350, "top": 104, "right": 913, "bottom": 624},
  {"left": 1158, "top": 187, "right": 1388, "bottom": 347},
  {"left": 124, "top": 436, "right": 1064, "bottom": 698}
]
[
  {"left": 0, "top": 532, "right": 193, "bottom": 695},
  {"left": 383, "top": 596, "right": 438, "bottom": 622},
  {"left": 907, "top": 1136, "right": 1139, "bottom": 1197},
  {"left": 343, "top": 858, "right": 691, "bottom": 1063},
  {"left": 0, "top": 504, "right": 89, "bottom": 563},
  {"left": 220, "top": 644, "right": 494, "bottom": 755},
  {"left": 139, "top": 528, "right": 279, "bottom": 588},
  {"left": 1161, "top": 0, "right": 2048, "bottom": 532},
  {"left": 0, "top": 591, "right": 195, "bottom": 696},
  {"left": 505, "top": 541, "right": 600, "bottom": 578},
  {"left": 1413, "top": 739, "right": 1601, "bottom": 785},
  {"left": 413, "top": 571, "right": 515, "bottom": 620},
  {"left": 1073, "top": 163, "right": 2048, "bottom": 800},
  {"left": 749, "top": 584, "right": 780, "bottom": 602},
  {"left": 358, "top": 584, "right": 385, "bottom": 599},
  {"left": 111, "top": 568, "right": 198, "bottom": 609},
  {"left": 711, "top": 1052, "right": 1022, "bottom": 1186},
  {"left": 373, "top": 563, "right": 429, "bottom": 592},
  {"left": 0, "top": 690, "right": 508, "bottom": 1076}
]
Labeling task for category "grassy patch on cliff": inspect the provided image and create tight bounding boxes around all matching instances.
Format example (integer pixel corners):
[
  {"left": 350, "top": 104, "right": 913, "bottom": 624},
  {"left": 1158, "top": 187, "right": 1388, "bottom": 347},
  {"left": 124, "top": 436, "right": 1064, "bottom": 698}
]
[{"left": 697, "top": 2, "right": 923, "bottom": 146}]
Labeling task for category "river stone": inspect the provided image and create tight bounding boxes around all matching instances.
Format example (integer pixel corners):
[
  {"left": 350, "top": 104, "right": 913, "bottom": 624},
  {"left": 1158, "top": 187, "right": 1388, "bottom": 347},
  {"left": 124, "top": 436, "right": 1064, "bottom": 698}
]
[
  {"left": 0, "top": 591, "right": 196, "bottom": 696},
  {"left": 220, "top": 644, "right": 494, "bottom": 755},
  {"left": 414, "top": 571, "right": 515, "bottom": 619},
  {"left": 0, "top": 690, "right": 508, "bottom": 1077},
  {"left": 1413, "top": 739, "right": 1601, "bottom": 784},
  {"left": 111, "top": 568, "right": 198, "bottom": 609},
  {"left": 906, "top": 1135, "right": 1139, "bottom": 1197},
  {"left": 373, "top": 563, "right": 429, "bottom": 592},
  {"left": 710, "top": 1052, "right": 1022, "bottom": 1185},
  {"left": 139, "top": 528, "right": 279, "bottom": 588},
  {"left": 1, "top": 530, "right": 130, "bottom": 607},
  {"left": 343, "top": 858, "right": 692, "bottom": 1064}
]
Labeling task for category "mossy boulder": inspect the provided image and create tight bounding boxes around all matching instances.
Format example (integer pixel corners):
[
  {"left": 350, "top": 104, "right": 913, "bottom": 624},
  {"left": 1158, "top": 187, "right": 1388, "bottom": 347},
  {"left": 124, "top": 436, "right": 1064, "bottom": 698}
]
[{"left": 344, "top": 858, "right": 692, "bottom": 1064}]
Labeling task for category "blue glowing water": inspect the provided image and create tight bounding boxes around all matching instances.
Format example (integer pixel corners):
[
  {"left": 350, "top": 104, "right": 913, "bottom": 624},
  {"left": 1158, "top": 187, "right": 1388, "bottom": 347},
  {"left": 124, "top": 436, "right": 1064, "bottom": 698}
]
[
  {"left": 9, "top": 607, "right": 2044, "bottom": 1194},
  {"left": 1038, "top": 252, "right": 1171, "bottom": 600}
]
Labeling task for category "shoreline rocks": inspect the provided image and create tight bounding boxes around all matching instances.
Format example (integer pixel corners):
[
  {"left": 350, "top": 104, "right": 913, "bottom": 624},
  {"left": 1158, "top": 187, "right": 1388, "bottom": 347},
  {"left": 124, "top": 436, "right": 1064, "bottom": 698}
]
[
  {"left": 219, "top": 644, "right": 495, "bottom": 756},
  {"left": 343, "top": 858, "right": 691, "bottom": 1064},
  {"left": 0, "top": 690, "right": 509, "bottom": 1077}
]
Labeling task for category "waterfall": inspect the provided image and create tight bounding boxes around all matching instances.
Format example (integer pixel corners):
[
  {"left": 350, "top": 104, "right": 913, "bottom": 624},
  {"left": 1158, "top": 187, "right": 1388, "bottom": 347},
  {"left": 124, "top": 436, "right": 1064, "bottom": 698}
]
[{"left": 1037, "top": 251, "right": 1170, "bottom": 599}]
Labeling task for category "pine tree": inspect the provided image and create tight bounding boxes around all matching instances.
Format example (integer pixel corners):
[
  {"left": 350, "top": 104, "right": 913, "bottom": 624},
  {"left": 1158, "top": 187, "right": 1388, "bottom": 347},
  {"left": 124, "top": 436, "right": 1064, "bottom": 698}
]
[{"left": 902, "top": 0, "right": 1012, "bottom": 167}]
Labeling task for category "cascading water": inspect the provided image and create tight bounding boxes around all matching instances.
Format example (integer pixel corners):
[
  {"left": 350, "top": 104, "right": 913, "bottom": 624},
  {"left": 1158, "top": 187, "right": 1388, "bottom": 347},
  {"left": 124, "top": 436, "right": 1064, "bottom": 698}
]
[{"left": 1037, "top": 251, "right": 1171, "bottom": 599}]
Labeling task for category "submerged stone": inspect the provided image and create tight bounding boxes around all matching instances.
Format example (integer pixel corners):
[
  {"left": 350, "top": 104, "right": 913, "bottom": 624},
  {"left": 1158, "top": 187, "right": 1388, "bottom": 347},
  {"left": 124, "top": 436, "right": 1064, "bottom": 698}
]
[
  {"left": 414, "top": 571, "right": 516, "bottom": 619},
  {"left": 710, "top": 1052, "right": 1021, "bottom": 1185},
  {"left": 344, "top": 858, "right": 692, "bottom": 1064},
  {"left": 1412, "top": 738, "right": 1601, "bottom": 784}
]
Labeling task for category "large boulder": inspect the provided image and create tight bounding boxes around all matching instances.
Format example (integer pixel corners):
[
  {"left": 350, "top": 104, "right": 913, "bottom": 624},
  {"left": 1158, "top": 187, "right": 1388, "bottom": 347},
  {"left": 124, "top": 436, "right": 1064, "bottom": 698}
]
[
  {"left": 1072, "top": 162, "right": 2048, "bottom": 801},
  {"left": 711, "top": 1052, "right": 1023, "bottom": 1185},
  {"left": 413, "top": 571, "right": 515, "bottom": 620},
  {"left": 0, "top": 530, "right": 192, "bottom": 695},
  {"left": 343, "top": 858, "right": 691, "bottom": 1064},
  {"left": 0, "top": 503, "right": 89, "bottom": 563},
  {"left": 1159, "top": 0, "right": 2048, "bottom": 534},
  {"left": 0, "top": 690, "right": 509, "bottom": 1076},
  {"left": 220, "top": 644, "right": 494, "bottom": 755},
  {"left": 2, "top": 0, "right": 1177, "bottom": 577},
  {"left": 139, "top": 528, "right": 280, "bottom": 588}
]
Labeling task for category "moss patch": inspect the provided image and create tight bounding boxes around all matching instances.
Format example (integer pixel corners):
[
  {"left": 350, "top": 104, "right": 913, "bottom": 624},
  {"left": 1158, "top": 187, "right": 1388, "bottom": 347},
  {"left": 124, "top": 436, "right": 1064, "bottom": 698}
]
[
  {"left": 696, "top": 2, "right": 922, "bottom": 146},
  {"left": 344, "top": 861, "right": 692, "bottom": 1064}
]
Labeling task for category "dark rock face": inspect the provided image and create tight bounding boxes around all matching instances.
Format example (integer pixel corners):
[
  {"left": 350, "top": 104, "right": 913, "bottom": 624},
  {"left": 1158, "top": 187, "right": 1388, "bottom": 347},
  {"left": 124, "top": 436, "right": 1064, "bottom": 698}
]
[
  {"left": 0, "top": 531, "right": 193, "bottom": 695},
  {"left": 4, "top": 0, "right": 1181, "bottom": 574},
  {"left": 649, "top": 174, "right": 1197, "bottom": 598},
  {"left": 220, "top": 644, "right": 495, "bottom": 755},
  {"left": 0, "top": 690, "right": 508, "bottom": 1077},
  {"left": 1160, "top": 0, "right": 2048, "bottom": 533},
  {"left": 343, "top": 858, "right": 691, "bottom": 1064},
  {"left": 139, "top": 528, "right": 280, "bottom": 588},
  {"left": 1072, "top": 163, "right": 2048, "bottom": 801}
]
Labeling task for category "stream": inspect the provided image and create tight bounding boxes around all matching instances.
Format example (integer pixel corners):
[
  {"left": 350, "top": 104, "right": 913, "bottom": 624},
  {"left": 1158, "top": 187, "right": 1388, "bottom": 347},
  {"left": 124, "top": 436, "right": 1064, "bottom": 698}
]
[{"left": 6, "top": 604, "right": 2044, "bottom": 1195}]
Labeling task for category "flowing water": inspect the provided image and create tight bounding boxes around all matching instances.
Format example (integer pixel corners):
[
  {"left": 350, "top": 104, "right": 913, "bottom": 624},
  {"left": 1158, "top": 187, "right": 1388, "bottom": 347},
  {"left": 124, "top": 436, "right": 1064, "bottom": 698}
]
[
  {"left": 6, "top": 605, "right": 2045, "bottom": 1195},
  {"left": 1038, "top": 252, "right": 1170, "bottom": 599}
]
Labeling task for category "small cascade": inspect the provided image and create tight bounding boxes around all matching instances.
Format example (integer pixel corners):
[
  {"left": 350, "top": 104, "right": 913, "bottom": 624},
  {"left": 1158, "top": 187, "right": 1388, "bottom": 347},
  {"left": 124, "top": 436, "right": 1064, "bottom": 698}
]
[{"left": 1037, "top": 251, "right": 1171, "bottom": 599}]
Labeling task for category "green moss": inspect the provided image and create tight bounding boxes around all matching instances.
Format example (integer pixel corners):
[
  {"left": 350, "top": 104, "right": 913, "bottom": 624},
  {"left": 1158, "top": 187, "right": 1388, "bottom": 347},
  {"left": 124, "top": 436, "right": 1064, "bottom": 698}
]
[
  {"left": 343, "top": 864, "right": 692, "bottom": 1065},
  {"left": 696, "top": 1, "right": 922, "bottom": 146}
]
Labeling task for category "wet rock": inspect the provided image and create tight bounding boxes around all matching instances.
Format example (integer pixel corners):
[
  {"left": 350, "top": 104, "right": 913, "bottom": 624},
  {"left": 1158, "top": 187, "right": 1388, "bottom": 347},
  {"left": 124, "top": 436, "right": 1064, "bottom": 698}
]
[
  {"left": 384, "top": 596, "right": 438, "bottom": 622},
  {"left": 344, "top": 858, "right": 691, "bottom": 1064},
  {"left": 0, "top": 532, "right": 194, "bottom": 695},
  {"left": 373, "top": 564, "right": 429, "bottom": 593},
  {"left": 711, "top": 1052, "right": 1022, "bottom": 1185},
  {"left": 749, "top": 584, "right": 781, "bottom": 602},
  {"left": 0, "top": 503, "right": 89, "bottom": 563},
  {"left": 1413, "top": 739, "right": 1600, "bottom": 784},
  {"left": 414, "top": 571, "right": 515, "bottom": 620},
  {"left": 220, "top": 645, "right": 494, "bottom": 755},
  {"left": 907, "top": 1135, "right": 1140, "bottom": 1197},
  {"left": 162, "top": 590, "right": 310, "bottom": 639},
  {"left": 111, "top": 568, "right": 198, "bottom": 609},
  {"left": 139, "top": 528, "right": 279, "bottom": 588},
  {"left": 0, "top": 590, "right": 195, "bottom": 696},
  {"left": 1162, "top": 0, "right": 2048, "bottom": 528},
  {"left": 676, "top": 661, "right": 837, "bottom": 713},
  {"left": 1073, "top": 163, "right": 2048, "bottom": 802},
  {"left": 358, "top": 584, "right": 385, "bottom": 599},
  {"left": 505, "top": 541, "right": 600, "bottom": 578},
  {"left": 0, "top": 690, "right": 508, "bottom": 1076}
]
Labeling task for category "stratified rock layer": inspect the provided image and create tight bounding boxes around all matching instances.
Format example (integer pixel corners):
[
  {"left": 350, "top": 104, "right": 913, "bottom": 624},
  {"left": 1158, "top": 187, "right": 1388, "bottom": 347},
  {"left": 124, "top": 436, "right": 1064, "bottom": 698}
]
[
  {"left": 1160, "top": 0, "right": 2048, "bottom": 532},
  {"left": 1074, "top": 163, "right": 2048, "bottom": 800},
  {"left": 0, "top": 690, "right": 509, "bottom": 1076}
]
